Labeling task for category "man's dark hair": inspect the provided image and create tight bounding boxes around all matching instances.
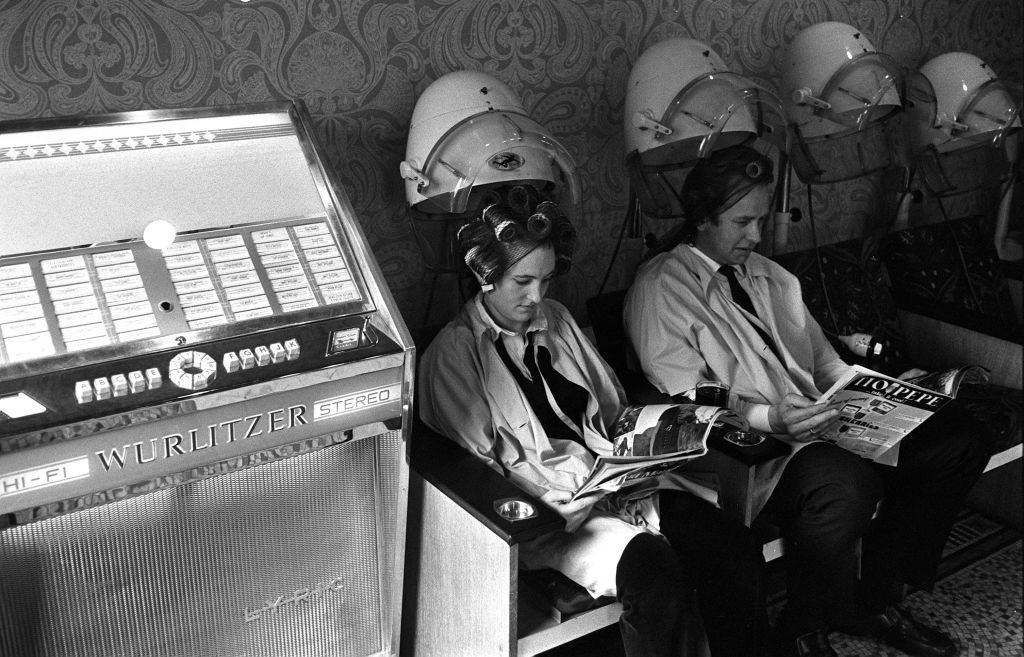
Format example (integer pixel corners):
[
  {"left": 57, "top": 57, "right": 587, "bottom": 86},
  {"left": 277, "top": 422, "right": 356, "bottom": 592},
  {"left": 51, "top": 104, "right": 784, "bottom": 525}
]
[{"left": 673, "top": 145, "right": 775, "bottom": 247}]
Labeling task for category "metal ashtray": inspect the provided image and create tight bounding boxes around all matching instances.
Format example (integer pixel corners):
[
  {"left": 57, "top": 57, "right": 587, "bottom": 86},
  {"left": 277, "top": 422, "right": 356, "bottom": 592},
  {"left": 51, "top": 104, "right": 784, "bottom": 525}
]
[
  {"left": 722, "top": 430, "right": 766, "bottom": 447},
  {"left": 494, "top": 498, "right": 537, "bottom": 521}
]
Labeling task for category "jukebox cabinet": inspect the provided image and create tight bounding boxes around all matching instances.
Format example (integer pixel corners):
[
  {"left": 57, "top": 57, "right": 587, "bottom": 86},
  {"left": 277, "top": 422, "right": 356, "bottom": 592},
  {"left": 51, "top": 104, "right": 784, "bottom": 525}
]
[{"left": 0, "top": 102, "right": 413, "bottom": 657}]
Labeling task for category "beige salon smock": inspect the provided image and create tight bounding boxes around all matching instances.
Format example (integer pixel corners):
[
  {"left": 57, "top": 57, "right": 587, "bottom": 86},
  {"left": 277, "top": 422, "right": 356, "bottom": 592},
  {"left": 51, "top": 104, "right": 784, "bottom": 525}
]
[
  {"left": 419, "top": 295, "right": 659, "bottom": 598},
  {"left": 624, "top": 244, "right": 853, "bottom": 516}
]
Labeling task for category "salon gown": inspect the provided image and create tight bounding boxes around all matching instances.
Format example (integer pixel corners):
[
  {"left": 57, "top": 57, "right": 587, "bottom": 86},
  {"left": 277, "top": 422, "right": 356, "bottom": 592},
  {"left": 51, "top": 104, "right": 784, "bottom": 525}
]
[
  {"left": 419, "top": 295, "right": 660, "bottom": 598},
  {"left": 624, "top": 244, "right": 853, "bottom": 515}
]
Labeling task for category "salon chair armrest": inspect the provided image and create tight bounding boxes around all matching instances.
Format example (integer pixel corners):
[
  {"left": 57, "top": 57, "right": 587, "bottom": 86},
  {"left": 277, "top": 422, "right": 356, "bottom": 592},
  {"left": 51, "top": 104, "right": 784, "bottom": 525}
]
[
  {"left": 697, "top": 434, "right": 791, "bottom": 527},
  {"left": 410, "top": 423, "right": 564, "bottom": 544},
  {"left": 412, "top": 419, "right": 790, "bottom": 530},
  {"left": 707, "top": 432, "right": 791, "bottom": 466},
  {"left": 405, "top": 425, "right": 607, "bottom": 656}
]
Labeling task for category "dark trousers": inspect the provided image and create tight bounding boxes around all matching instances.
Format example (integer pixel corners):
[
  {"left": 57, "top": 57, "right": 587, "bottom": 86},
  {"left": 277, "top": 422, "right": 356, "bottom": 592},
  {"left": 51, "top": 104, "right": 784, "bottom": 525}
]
[
  {"left": 764, "top": 403, "right": 988, "bottom": 637},
  {"left": 860, "top": 404, "right": 989, "bottom": 609},
  {"left": 615, "top": 491, "right": 769, "bottom": 657}
]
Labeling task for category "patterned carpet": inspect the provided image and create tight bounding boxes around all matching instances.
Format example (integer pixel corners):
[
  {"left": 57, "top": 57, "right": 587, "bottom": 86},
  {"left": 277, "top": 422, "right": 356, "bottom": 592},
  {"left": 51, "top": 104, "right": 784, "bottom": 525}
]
[
  {"left": 542, "top": 511, "right": 1022, "bottom": 656},
  {"left": 823, "top": 511, "right": 1023, "bottom": 657}
]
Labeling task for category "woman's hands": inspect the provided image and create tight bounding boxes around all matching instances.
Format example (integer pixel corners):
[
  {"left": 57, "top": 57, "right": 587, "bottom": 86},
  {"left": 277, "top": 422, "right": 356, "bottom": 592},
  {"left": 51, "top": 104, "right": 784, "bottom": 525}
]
[
  {"left": 540, "top": 489, "right": 599, "bottom": 533},
  {"left": 768, "top": 393, "right": 842, "bottom": 442}
]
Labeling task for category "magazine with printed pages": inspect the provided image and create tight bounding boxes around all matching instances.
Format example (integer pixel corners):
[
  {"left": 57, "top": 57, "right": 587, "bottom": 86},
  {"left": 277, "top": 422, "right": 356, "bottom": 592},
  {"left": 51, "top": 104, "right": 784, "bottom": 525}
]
[
  {"left": 570, "top": 404, "right": 748, "bottom": 501},
  {"left": 903, "top": 364, "right": 990, "bottom": 397},
  {"left": 815, "top": 364, "right": 989, "bottom": 465}
]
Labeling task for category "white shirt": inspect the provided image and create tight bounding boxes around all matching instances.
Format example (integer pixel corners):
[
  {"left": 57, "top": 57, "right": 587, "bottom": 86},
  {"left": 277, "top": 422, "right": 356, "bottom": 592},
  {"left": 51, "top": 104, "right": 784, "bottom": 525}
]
[
  {"left": 686, "top": 246, "right": 774, "bottom": 429},
  {"left": 625, "top": 244, "right": 850, "bottom": 426},
  {"left": 624, "top": 244, "right": 853, "bottom": 515}
]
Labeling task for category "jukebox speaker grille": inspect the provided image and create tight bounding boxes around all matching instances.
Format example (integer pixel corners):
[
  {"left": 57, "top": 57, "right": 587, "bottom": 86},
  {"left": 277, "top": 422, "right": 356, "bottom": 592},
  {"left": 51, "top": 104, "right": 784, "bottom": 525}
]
[{"left": 0, "top": 431, "right": 403, "bottom": 657}]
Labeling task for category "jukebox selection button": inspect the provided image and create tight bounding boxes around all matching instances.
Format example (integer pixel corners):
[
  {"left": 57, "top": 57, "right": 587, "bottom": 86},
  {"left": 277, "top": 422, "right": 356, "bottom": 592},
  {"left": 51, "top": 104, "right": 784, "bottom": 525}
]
[
  {"left": 93, "top": 377, "right": 111, "bottom": 400},
  {"left": 168, "top": 369, "right": 189, "bottom": 389},
  {"left": 167, "top": 350, "right": 217, "bottom": 391},
  {"left": 145, "top": 367, "right": 162, "bottom": 390},
  {"left": 77, "top": 370, "right": 152, "bottom": 404},
  {"left": 111, "top": 374, "right": 129, "bottom": 397},
  {"left": 191, "top": 370, "right": 215, "bottom": 391},
  {"left": 223, "top": 352, "right": 241, "bottom": 373},
  {"left": 75, "top": 380, "right": 93, "bottom": 404},
  {"left": 220, "top": 342, "right": 300, "bottom": 371},
  {"left": 168, "top": 352, "right": 190, "bottom": 372},
  {"left": 128, "top": 370, "right": 146, "bottom": 393}
]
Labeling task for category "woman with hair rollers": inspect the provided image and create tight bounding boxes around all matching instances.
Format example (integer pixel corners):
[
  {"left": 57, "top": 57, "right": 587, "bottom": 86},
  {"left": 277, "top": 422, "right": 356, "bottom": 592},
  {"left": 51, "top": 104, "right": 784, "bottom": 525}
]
[{"left": 419, "top": 198, "right": 769, "bottom": 656}]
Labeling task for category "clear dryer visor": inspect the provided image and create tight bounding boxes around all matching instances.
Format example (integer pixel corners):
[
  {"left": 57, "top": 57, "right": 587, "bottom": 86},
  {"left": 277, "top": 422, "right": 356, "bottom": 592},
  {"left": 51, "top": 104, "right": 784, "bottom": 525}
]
[
  {"left": 812, "top": 53, "right": 903, "bottom": 131},
  {"left": 952, "top": 79, "right": 1022, "bottom": 147},
  {"left": 907, "top": 73, "right": 1022, "bottom": 154},
  {"left": 629, "top": 73, "right": 785, "bottom": 219},
  {"left": 907, "top": 76, "right": 1021, "bottom": 194},
  {"left": 644, "top": 72, "right": 788, "bottom": 167},
  {"left": 414, "top": 111, "right": 580, "bottom": 216}
]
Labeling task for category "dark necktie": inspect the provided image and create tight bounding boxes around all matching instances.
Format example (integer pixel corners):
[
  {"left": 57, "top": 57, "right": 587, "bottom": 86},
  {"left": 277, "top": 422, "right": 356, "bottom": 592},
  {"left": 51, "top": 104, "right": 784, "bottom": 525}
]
[
  {"left": 719, "top": 265, "right": 784, "bottom": 364},
  {"left": 493, "top": 333, "right": 594, "bottom": 454},
  {"left": 523, "top": 336, "right": 587, "bottom": 437}
]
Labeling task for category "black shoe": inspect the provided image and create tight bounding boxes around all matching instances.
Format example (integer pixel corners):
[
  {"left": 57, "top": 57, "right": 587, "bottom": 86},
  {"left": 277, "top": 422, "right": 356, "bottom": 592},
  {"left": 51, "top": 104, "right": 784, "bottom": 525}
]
[
  {"left": 887, "top": 581, "right": 912, "bottom": 605},
  {"left": 838, "top": 605, "right": 958, "bottom": 657},
  {"left": 770, "top": 629, "right": 837, "bottom": 657}
]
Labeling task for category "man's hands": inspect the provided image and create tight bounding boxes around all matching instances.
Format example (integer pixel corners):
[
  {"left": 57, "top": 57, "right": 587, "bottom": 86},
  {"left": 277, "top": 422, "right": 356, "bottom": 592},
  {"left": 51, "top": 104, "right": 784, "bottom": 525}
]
[
  {"left": 768, "top": 393, "right": 842, "bottom": 442},
  {"left": 540, "top": 489, "right": 599, "bottom": 533},
  {"left": 898, "top": 368, "right": 929, "bottom": 380}
]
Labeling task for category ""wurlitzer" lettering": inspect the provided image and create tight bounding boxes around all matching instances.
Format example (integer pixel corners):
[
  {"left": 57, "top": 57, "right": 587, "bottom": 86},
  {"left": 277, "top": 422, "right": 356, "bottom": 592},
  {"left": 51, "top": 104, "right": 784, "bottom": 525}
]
[{"left": 94, "top": 404, "right": 308, "bottom": 471}]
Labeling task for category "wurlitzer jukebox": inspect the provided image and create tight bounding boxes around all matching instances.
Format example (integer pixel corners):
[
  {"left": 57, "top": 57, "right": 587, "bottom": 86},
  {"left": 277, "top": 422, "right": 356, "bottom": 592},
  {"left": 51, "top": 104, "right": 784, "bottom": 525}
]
[{"left": 0, "top": 102, "right": 413, "bottom": 657}]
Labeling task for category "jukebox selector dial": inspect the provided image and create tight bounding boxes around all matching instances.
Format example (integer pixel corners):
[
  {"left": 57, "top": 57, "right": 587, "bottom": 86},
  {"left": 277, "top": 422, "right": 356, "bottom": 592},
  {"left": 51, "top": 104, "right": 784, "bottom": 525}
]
[{"left": 168, "top": 350, "right": 217, "bottom": 391}]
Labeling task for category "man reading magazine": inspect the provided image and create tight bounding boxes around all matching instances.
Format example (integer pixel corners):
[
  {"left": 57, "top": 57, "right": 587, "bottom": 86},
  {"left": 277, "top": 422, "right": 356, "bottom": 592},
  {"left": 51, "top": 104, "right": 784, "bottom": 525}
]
[{"left": 624, "top": 144, "right": 988, "bottom": 657}]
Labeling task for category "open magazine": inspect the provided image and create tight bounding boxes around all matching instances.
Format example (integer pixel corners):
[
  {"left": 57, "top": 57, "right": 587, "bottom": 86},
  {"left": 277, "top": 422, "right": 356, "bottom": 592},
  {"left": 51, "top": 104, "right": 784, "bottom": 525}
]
[
  {"left": 903, "top": 365, "right": 990, "bottom": 397},
  {"left": 815, "top": 364, "right": 989, "bottom": 465},
  {"left": 570, "top": 403, "right": 748, "bottom": 501}
]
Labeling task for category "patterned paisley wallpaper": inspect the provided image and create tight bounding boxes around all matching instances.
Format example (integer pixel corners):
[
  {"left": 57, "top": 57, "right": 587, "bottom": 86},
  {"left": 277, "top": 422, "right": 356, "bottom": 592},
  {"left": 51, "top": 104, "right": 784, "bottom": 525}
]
[{"left": 0, "top": 0, "right": 1020, "bottom": 328}]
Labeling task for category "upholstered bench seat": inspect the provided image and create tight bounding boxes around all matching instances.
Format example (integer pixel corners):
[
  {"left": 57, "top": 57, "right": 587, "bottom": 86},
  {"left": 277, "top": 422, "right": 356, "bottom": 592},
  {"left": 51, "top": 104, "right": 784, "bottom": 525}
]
[{"left": 959, "top": 383, "right": 1024, "bottom": 457}]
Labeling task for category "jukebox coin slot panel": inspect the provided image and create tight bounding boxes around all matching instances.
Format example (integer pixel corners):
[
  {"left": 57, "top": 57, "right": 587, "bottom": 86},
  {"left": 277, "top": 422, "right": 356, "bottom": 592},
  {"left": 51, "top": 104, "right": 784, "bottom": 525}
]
[{"left": 0, "top": 314, "right": 400, "bottom": 439}]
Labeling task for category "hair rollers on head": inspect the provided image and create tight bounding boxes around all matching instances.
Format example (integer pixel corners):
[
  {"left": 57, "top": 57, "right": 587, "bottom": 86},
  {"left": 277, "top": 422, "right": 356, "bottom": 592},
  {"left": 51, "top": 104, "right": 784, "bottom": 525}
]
[
  {"left": 671, "top": 145, "right": 775, "bottom": 247},
  {"left": 457, "top": 222, "right": 505, "bottom": 284},
  {"left": 538, "top": 202, "right": 576, "bottom": 254},
  {"left": 492, "top": 219, "right": 520, "bottom": 242},
  {"left": 459, "top": 198, "right": 577, "bottom": 285},
  {"left": 481, "top": 204, "right": 522, "bottom": 242},
  {"left": 507, "top": 185, "right": 540, "bottom": 216},
  {"left": 526, "top": 207, "right": 552, "bottom": 236},
  {"left": 745, "top": 160, "right": 766, "bottom": 181}
]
